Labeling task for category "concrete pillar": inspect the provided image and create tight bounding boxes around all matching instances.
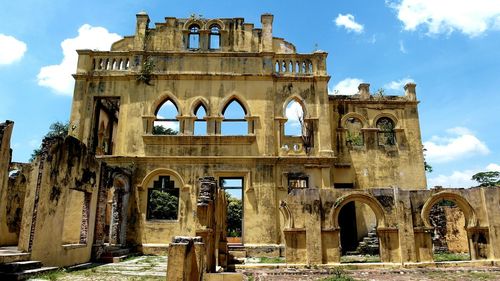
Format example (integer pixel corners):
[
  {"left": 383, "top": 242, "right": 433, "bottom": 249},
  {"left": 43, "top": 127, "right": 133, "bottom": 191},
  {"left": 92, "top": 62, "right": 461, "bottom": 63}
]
[
  {"left": 134, "top": 12, "right": 150, "bottom": 51},
  {"left": 404, "top": 83, "right": 417, "bottom": 101},
  {"left": 260, "top": 14, "right": 274, "bottom": 52},
  {"left": 0, "top": 121, "right": 14, "bottom": 246},
  {"left": 358, "top": 83, "right": 370, "bottom": 100},
  {"left": 304, "top": 189, "right": 322, "bottom": 264}
]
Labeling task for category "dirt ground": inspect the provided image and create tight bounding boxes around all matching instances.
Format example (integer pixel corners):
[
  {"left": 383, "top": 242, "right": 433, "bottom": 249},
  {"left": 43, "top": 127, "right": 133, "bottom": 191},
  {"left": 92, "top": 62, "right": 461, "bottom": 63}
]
[{"left": 28, "top": 256, "right": 500, "bottom": 281}]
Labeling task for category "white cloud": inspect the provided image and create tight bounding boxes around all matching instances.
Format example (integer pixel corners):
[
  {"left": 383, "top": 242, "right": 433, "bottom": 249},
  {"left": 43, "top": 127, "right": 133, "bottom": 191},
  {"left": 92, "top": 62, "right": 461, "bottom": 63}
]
[
  {"left": 37, "top": 24, "right": 122, "bottom": 95},
  {"left": 388, "top": 0, "right": 500, "bottom": 37},
  {"left": 427, "top": 162, "right": 500, "bottom": 188},
  {"left": 285, "top": 101, "right": 304, "bottom": 127},
  {"left": 0, "top": 34, "right": 27, "bottom": 65},
  {"left": 424, "top": 127, "right": 489, "bottom": 163},
  {"left": 335, "top": 14, "right": 364, "bottom": 33},
  {"left": 330, "top": 78, "right": 364, "bottom": 95},
  {"left": 384, "top": 77, "right": 415, "bottom": 92},
  {"left": 486, "top": 163, "right": 500, "bottom": 171}
]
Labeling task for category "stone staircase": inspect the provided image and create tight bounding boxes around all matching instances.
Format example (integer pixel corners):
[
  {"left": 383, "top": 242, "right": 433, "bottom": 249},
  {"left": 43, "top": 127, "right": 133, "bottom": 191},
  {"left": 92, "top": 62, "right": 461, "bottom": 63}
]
[
  {"left": 227, "top": 245, "right": 245, "bottom": 271},
  {"left": 355, "top": 227, "right": 380, "bottom": 255},
  {"left": 98, "top": 245, "right": 135, "bottom": 263},
  {"left": 0, "top": 260, "right": 58, "bottom": 281}
]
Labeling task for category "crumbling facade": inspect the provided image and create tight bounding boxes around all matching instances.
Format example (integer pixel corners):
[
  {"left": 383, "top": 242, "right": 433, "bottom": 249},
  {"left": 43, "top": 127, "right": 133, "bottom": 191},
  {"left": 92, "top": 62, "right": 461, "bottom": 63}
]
[{"left": 0, "top": 13, "right": 497, "bottom": 271}]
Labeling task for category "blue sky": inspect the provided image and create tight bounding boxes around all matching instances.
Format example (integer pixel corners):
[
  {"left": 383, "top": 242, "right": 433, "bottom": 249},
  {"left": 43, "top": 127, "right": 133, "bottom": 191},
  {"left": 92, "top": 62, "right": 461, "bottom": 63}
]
[{"left": 1, "top": 0, "right": 499, "bottom": 188}]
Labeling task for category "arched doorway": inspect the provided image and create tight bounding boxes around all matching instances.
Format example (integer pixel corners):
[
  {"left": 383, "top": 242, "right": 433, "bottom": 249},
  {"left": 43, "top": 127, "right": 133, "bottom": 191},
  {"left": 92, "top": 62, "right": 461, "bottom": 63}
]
[
  {"left": 106, "top": 175, "right": 130, "bottom": 246},
  {"left": 332, "top": 194, "right": 386, "bottom": 263},
  {"left": 421, "top": 192, "right": 482, "bottom": 261}
]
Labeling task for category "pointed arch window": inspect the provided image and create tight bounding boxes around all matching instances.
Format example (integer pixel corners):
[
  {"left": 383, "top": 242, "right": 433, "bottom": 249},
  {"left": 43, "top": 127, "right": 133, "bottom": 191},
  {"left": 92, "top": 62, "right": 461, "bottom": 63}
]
[
  {"left": 345, "top": 117, "right": 364, "bottom": 146},
  {"left": 284, "top": 99, "right": 305, "bottom": 136},
  {"left": 209, "top": 25, "right": 220, "bottom": 49},
  {"left": 193, "top": 104, "right": 207, "bottom": 136},
  {"left": 153, "top": 100, "right": 179, "bottom": 135},
  {"left": 376, "top": 117, "right": 396, "bottom": 145},
  {"left": 188, "top": 25, "right": 200, "bottom": 49},
  {"left": 222, "top": 99, "right": 248, "bottom": 135}
]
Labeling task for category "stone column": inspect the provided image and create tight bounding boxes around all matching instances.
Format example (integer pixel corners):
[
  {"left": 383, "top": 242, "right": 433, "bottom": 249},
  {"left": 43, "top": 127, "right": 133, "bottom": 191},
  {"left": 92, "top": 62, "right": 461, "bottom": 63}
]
[
  {"left": 261, "top": 14, "right": 274, "bottom": 52},
  {"left": 358, "top": 83, "right": 370, "bottom": 100},
  {"left": 404, "top": 83, "right": 417, "bottom": 101}
]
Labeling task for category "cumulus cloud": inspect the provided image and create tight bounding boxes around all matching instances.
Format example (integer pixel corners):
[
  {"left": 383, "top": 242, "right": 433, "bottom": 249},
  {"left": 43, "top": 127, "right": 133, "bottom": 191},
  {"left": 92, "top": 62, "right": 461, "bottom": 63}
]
[
  {"left": 384, "top": 77, "right": 415, "bottom": 93},
  {"left": 0, "top": 34, "right": 27, "bottom": 65},
  {"left": 427, "top": 163, "right": 500, "bottom": 188},
  {"left": 285, "top": 101, "right": 304, "bottom": 126},
  {"left": 388, "top": 0, "right": 500, "bottom": 37},
  {"left": 330, "top": 78, "right": 364, "bottom": 95},
  {"left": 37, "top": 24, "right": 122, "bottom": 95},
  {"left": 424, "top": 127, "right": 489, "bottom": 163},
  {"left": 335, "top": 14, "right": 364, "bottom": 33}
]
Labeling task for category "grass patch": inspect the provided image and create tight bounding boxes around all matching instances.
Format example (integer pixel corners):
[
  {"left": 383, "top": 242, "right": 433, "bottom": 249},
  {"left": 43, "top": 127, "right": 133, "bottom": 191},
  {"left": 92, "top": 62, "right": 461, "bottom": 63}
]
[
  {"left": 320, "top": 268, "right": 357, "bottom": 281},
  {"left": 32, "top": 269, "right": 67, "bottom": 280},
  {"left": 258, "top": 257, "right": 285, "bottom": 263},
  {"left": 433, "top": 252, "right": 470, "bottom": 262},
  {"left": 466, "top": 271, "right": 496, "bottom": 280}
]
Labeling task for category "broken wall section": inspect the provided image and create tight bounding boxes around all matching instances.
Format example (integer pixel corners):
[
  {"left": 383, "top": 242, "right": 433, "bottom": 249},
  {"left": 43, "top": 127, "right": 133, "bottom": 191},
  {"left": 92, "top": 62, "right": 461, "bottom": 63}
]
[
  {"left": 17, "top": 136, "right": 101, "bottom": 267},
  {"left": 0, "top": 120, "right": 17, "bottom": 246}
]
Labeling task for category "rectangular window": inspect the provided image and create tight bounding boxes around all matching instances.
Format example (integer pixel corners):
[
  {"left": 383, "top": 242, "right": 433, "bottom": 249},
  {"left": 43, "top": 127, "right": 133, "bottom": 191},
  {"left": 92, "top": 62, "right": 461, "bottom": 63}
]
[
  {"left": 147, "top": 176, "right": 179, "bottom": 220},
  {"left": 220, "top": 177, "right": 243, "bottom": 244},
  {"left": 288, "top": 173, "right": 308, "bottom": 193}
]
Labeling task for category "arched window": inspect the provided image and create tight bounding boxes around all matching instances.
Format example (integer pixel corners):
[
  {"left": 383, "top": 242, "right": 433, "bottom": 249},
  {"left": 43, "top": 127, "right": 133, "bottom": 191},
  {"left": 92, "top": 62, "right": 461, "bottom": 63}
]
[
  {"left": 376, "top": 117, "right": 396, "bottom": 145},
  {"left": 284, "top": 99, "right": 304, "bottom": 136},
  {"left": 146, "top": 175, "right": 179, "bottom": 220},
  {"left": 222, "top": 99, "right": 247, "bottom": 135},
  {"left": 153, "top": 100, "right": 179, "bottom": 135},
  {"left": 345, "top": 117, "right": 364, "bottom": 146},
  {"left": 193, "top": 104, "right": 207, "bottom": 136},
  {"left": 209, "top": 25, "right": 220, "bottom": 49},
  {"left": 188, "top": 25, "right": 200, "bottom": 49}
]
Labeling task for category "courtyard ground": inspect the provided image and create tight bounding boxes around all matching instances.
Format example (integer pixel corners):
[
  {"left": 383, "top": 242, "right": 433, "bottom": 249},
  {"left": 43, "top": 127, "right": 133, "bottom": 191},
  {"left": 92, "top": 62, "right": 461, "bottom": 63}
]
[{"left": 28, "top": 255, "right": 500, "bottom": 281}]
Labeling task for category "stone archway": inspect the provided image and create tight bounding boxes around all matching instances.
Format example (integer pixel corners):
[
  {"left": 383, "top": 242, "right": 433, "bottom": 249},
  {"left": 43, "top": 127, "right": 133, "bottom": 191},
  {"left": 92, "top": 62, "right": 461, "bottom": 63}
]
[
  {"left": 108, "top": 175, "right": 130, "bottom": 246},
  {"left": 331, "top": 193, "right": 400, "bottom": 263},
  {"left": 420, "top": 191, "right": 485, "bottom": 261}
]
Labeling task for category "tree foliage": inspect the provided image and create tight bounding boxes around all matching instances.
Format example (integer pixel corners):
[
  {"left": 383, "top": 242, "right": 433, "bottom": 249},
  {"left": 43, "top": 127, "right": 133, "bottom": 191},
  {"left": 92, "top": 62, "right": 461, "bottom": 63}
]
[
  {"left": 152, "top": 125, "right": 178, "bottom": 135},
  {"left": 471, "top": 171, "right": 500, "bottom": 187},
  {"left": 226, "top": 193, "right": 242, "bottom": 237},
  {"left": 30, "top": 121, "right": 69, "bottom": 161},
  {"left": 148, "top": 190, "right": 179, "bottom": 220}
]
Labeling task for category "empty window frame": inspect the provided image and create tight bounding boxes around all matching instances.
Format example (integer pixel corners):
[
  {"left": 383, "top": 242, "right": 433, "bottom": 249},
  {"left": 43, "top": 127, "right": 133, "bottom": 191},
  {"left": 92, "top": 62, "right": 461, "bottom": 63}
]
[
  {"left": 287, "top": 173, "right": 308, "bottom": 193},
  {"left": 221, "top": 99, "right": 248, "bottom": 135},
  {"left": 284, "top": 99, "right": 305, "bottom": 136},
  {"left": 345, "top": 117, "right": 364, "bottom": 146},
  {"left": 193, "top": 104, "right": 207, "bottom": 135},
  {"left": 209, "top": 25, "right": 221, "bottom": 49},
  {"left": 376, "top": 117, "right": 396, "bottom": 145},
  {"left": 188, "top": 25, "right": 200, "bottom": 49},
  {"left": 146, "top": 175, "right": 179, "bottom": 220},
  {"left": 153, "top": 99, "right": 179, "bottom": 135}
]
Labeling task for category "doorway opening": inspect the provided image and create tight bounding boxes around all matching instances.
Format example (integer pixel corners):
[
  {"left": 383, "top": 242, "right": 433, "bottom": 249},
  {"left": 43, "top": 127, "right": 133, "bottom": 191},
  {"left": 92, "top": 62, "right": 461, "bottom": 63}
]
[
  {"left": 220, "top": 177, "right": 243, "bottom": 244},
  {"left": 429, "top": 200, "right": 471, "bottom": 262},
  {"left": 339, "top": 202, "right": 380, "bottom": 263}
]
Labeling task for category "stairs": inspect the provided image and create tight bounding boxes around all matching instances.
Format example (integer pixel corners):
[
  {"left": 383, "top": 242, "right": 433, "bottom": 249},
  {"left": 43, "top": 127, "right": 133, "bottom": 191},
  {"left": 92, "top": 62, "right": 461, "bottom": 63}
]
[
  {"left": 0, "top": 260, "right": 58, "bottom": 281},
  {"left": 355, "top": 227, "right": 380, "bottom": 255},
  {"left": 98, "top": 246, "right": 134, "bottom": 263},
  {"left": 227, "top": 245, "right": 245, "bottom": 271}
]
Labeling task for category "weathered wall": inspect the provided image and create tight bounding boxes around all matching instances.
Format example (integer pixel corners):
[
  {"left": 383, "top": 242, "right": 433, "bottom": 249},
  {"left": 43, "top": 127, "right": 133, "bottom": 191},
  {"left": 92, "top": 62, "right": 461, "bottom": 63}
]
[
  {"left": 429, "top": 205, "right": 468, "bottom": 253},
  {"left": 331, "top": 84, "right": 427, "bottom": 190},
  {"left": 281, "top": 187, "right": 500, "bottom": 264},
  {"left": 17, "top": 136, "right": 100, "bottom": 267},
  {"left": 0, "top": 120, "right": 16, "bottom": 246}
]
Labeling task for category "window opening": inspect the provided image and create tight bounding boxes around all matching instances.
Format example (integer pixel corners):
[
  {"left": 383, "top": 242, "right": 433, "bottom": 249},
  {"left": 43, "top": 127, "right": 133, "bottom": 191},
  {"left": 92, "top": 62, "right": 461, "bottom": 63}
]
[
  {"left": 284, "top": 100, "right": 304, "bottom": 136},
  {"left": 147, "top": 176, "right": 179, "bottom": 220},
  {"left": 153, "top": 100, "right": 179, "bottom": 135},
  {"left": 221, "top": 99, "right": 247, "bottom": 135},
  {"left": 376, "top": 117, "right": 396, "bottom": 145},
  {"left": 209, "top": 25, "right": 220, "bottom": 49},
  {"left": 287, "top": 173, "right": 308, "bottom": 193},
  {"left": 193, "top": 104, "right": 207, "bottom": 136},
  {"left": 92, "top": 97, "right": 120, "bottom": 155},
  {"left": 220, "top": 177, "right": 243, "bottom": 244},
  {"left": 345, "top": 117, "right": 364, "bottom": 146},
  {"left": 188, "top": 25, "right": 200, "bottom": 49}
]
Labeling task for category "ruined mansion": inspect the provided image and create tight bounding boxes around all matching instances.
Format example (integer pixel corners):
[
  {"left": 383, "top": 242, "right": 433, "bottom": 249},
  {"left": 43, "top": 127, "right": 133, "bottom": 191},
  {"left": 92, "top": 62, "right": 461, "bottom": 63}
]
[{"left": 1, "top": 13, "right": 500, "bottom": 270}]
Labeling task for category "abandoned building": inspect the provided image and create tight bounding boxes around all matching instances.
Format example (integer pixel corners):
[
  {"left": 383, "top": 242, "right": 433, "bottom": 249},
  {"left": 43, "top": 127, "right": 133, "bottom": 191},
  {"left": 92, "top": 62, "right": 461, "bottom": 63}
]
[{"left": 1, "top": 12, "right": 500, "bottom": 276}]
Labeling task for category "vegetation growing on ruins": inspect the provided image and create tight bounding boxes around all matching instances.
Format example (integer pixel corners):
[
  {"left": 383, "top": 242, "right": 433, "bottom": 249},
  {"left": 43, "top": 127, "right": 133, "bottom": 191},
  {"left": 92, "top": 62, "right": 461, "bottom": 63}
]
[
  {"left": 472, "top": 171, "right": 500, "bottom": 187},
  {"left": 30, "top": 121, "right": 69, "bottom": 161}
]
